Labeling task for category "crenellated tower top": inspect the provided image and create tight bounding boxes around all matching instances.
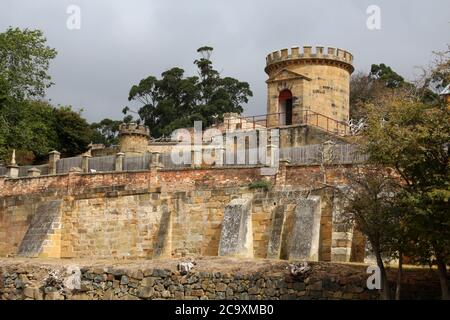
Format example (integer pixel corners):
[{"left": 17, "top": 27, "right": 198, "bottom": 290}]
[
  {"left": 265, "top": 46, "right": 354, "bottom": 75},
  {"left": 119, "top": 122, "right": 150, "bottom": 138}
]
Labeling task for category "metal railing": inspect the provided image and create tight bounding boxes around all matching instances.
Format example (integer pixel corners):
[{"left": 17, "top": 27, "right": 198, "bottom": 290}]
[
  {"left": 123, "top": 153, "right": 152, "bottom": 171},
  {"left": 1, "top": 143, "right": 368, "bottom": 178},
  {"left": 18, "top": 164, "right": 50, "bottom": 177},
  {"left": 280, "top": 144, "right": 368, "bottom": 165},
  {"left": 221, "top": 110, "right": 350, "bottom": 136},
  {"left": 89, "top": 155, "right": 116, "bottom": 172},
  {"left": 160, "top": 153, "right": 191, "bottom": 169},
  {"left": 56, "top": 157, "right": 82, "bottom": 174}
]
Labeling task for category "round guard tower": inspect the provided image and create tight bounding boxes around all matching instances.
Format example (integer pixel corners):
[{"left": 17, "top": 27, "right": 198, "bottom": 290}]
[
  {"left": 265, "top": 46, "right": 354, "bottom": 133},
  {"left": 118, "top": 123, "right": 150, "bottom": 156}
]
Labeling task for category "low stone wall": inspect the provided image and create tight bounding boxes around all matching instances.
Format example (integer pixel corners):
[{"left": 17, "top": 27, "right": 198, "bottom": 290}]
[{"left": 0, "top": 258, "right": 444, "bottom": 300}]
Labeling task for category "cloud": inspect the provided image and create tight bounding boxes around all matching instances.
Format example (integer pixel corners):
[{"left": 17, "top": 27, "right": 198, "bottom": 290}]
[{"left": 1, "top": 0, "right": 449, "bottom": 122}]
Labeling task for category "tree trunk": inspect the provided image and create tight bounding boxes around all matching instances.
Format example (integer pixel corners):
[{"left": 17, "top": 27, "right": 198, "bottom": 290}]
[
  {"left": 395, "top": 251, "right": 403, "bottom": 300},
  {"left": 436, "top": 256, "right": 449, "bottom": 300},
  {"left": 374, "top": 247, "right": 390, "bottom": 300}
]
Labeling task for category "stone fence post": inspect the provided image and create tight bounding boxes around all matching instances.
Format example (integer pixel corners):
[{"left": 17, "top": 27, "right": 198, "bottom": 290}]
[
  {"left": 210, "top": 145, "right": 225, "bottom": 167},
  {"left": 150, "top": 152, "right": 163, "bottom": 169},
  {"left": 191, "top": 146, "right": 202, "bottom": 169},
  {"left": 115, "top": 152, "right": 125, "bottom": 171},
  {"left": 6, "top": 149, "right": 19, "bottom": 178},
  {"left": 27, "top": 167, "right": 41, "bottom": 177},
  {"left": 7, "top": 164, "right": 19, "bottom": 178},
  {"left": 322, "top": 141, "right": 334, "bottom": 164},
  {"left": 48, "top": 151, "right": 60, "bottom": 175},
  {"left": 149, "top": 152, "right": 163, "bottom": 190},
  {"left": 82, "top": 154, "right": 91, "bottom": 173},
  {"left": 266, "top": 144, "right": 279, "bottom": 167},
  {"left": 0, "top": 175, "right": 5, "bottom": 191},
  {"left": 67, "top": 167, "right": 82, "bottom": 195},
  {"left": 275, "top": 159, "right": 290, "bottom": 187}
]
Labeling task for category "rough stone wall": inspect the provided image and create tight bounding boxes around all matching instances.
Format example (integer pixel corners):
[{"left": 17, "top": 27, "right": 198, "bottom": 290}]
[{"left": 0, "top": 258, "right": 444, "bottom": 300}]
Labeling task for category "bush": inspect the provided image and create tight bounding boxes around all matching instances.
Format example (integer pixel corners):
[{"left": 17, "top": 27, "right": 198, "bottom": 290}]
[{"left": 248, "top": 180, "right": 271, "bottom": 191}]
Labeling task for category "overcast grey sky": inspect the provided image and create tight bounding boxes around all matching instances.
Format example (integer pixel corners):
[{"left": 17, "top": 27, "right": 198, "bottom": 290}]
[{"left": 1, "top": 0, "right": 449, "bottom": 122}]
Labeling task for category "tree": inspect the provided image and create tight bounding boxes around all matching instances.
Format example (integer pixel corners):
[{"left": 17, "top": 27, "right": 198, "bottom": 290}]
[
  {"left": 349, "top": 64, "right": 407, "bottom": 120},
  {"left": 0, "top": 27, "right": 95, "bottom": 163},
  {"left": 350, "top": 71, "right": 387, "bottom": 119},
  {"left": 125, "top": 46, "right": 252, "bottom": 137},
  {"left": 361, "top": 98, "right": 450, "bottom": 300},
  {"left": 90, "top": 118, "right": 122, "bottom": 147},
  {"left": 54, "top": 106, "right": 93, "bottom": 157},
  {"left": 0, "top": 100, "right": 59, "bottom": 163},
  {"left": 415, "top": 45, "right": 450, "bottom": 104},
  {"left": 1, "top": 101, "right": 94, "bottom": 164},
  {"left": 350, "top": 63, "right": 439, "bottom": 120},
  {"left": 370, "top": 63, "right": 405, "bottom": 89},
  {"left": 0, "top": 27, "right": 58, "bottom": 162},
  {"left": 338, "top": 166, "right": 406, "bottom": 300},
  {"left": 0, "top": 27, "right": 57, "bottom": 100},
  {"left": 429, "top": 45, "right": 450, "bottom": 93},
  {"left": 9, "top": 100, "right": 60, "bottom": 162}
]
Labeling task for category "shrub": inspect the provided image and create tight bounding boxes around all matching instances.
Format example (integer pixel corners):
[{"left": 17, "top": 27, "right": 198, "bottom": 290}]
[{"left": 248, "top": 180, "right": 271, "bottom": 191}]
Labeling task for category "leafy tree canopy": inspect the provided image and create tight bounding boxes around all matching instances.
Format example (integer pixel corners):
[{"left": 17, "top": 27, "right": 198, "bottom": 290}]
[
  {"left": 0, "top": 27, "right": 57, "bottom": 100},
  {"left": 360, "top": 96, "right": 450, "bottom": 299},
  {"left": 370, "top": 63, "right": 405, "bottom": 88},
  {"left": 0, "top": 27, "right": 92, "bottom": 164},
  {"left": 350, "top": 60, "right": 442, "bottom": 120},
  {"left": 124, "top": 46, "right": 253, "bottom": 137},
  {"left": 90, "top": 118, "right": 122, "bottom": 147}
]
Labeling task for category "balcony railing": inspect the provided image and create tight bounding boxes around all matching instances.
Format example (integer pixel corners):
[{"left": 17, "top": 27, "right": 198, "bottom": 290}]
[{"left": 221, "top": 110, "right": 350, "bottom": 136}]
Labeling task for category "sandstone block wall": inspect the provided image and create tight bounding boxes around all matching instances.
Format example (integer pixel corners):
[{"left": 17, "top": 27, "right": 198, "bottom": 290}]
[{"left": 0, "top": 165, "right": 366, "bottom": 262}]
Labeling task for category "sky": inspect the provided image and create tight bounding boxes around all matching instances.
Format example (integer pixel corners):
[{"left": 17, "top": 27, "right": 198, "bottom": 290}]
[{"left": 1, "top": 0, "right": 449, "bottom": 122}]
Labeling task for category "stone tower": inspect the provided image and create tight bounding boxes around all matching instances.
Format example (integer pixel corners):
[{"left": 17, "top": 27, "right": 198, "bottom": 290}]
[
  {"left": 265, "top": 46, "right": 354, "bottom": 129},
  {"left": 118, "top": 123, "right": 150, "bottom": 156}
]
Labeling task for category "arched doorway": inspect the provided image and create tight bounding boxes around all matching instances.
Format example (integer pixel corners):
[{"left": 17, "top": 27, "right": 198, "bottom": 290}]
[{"left": 278, "top": 89, "right": 293, "bottom": 126}]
